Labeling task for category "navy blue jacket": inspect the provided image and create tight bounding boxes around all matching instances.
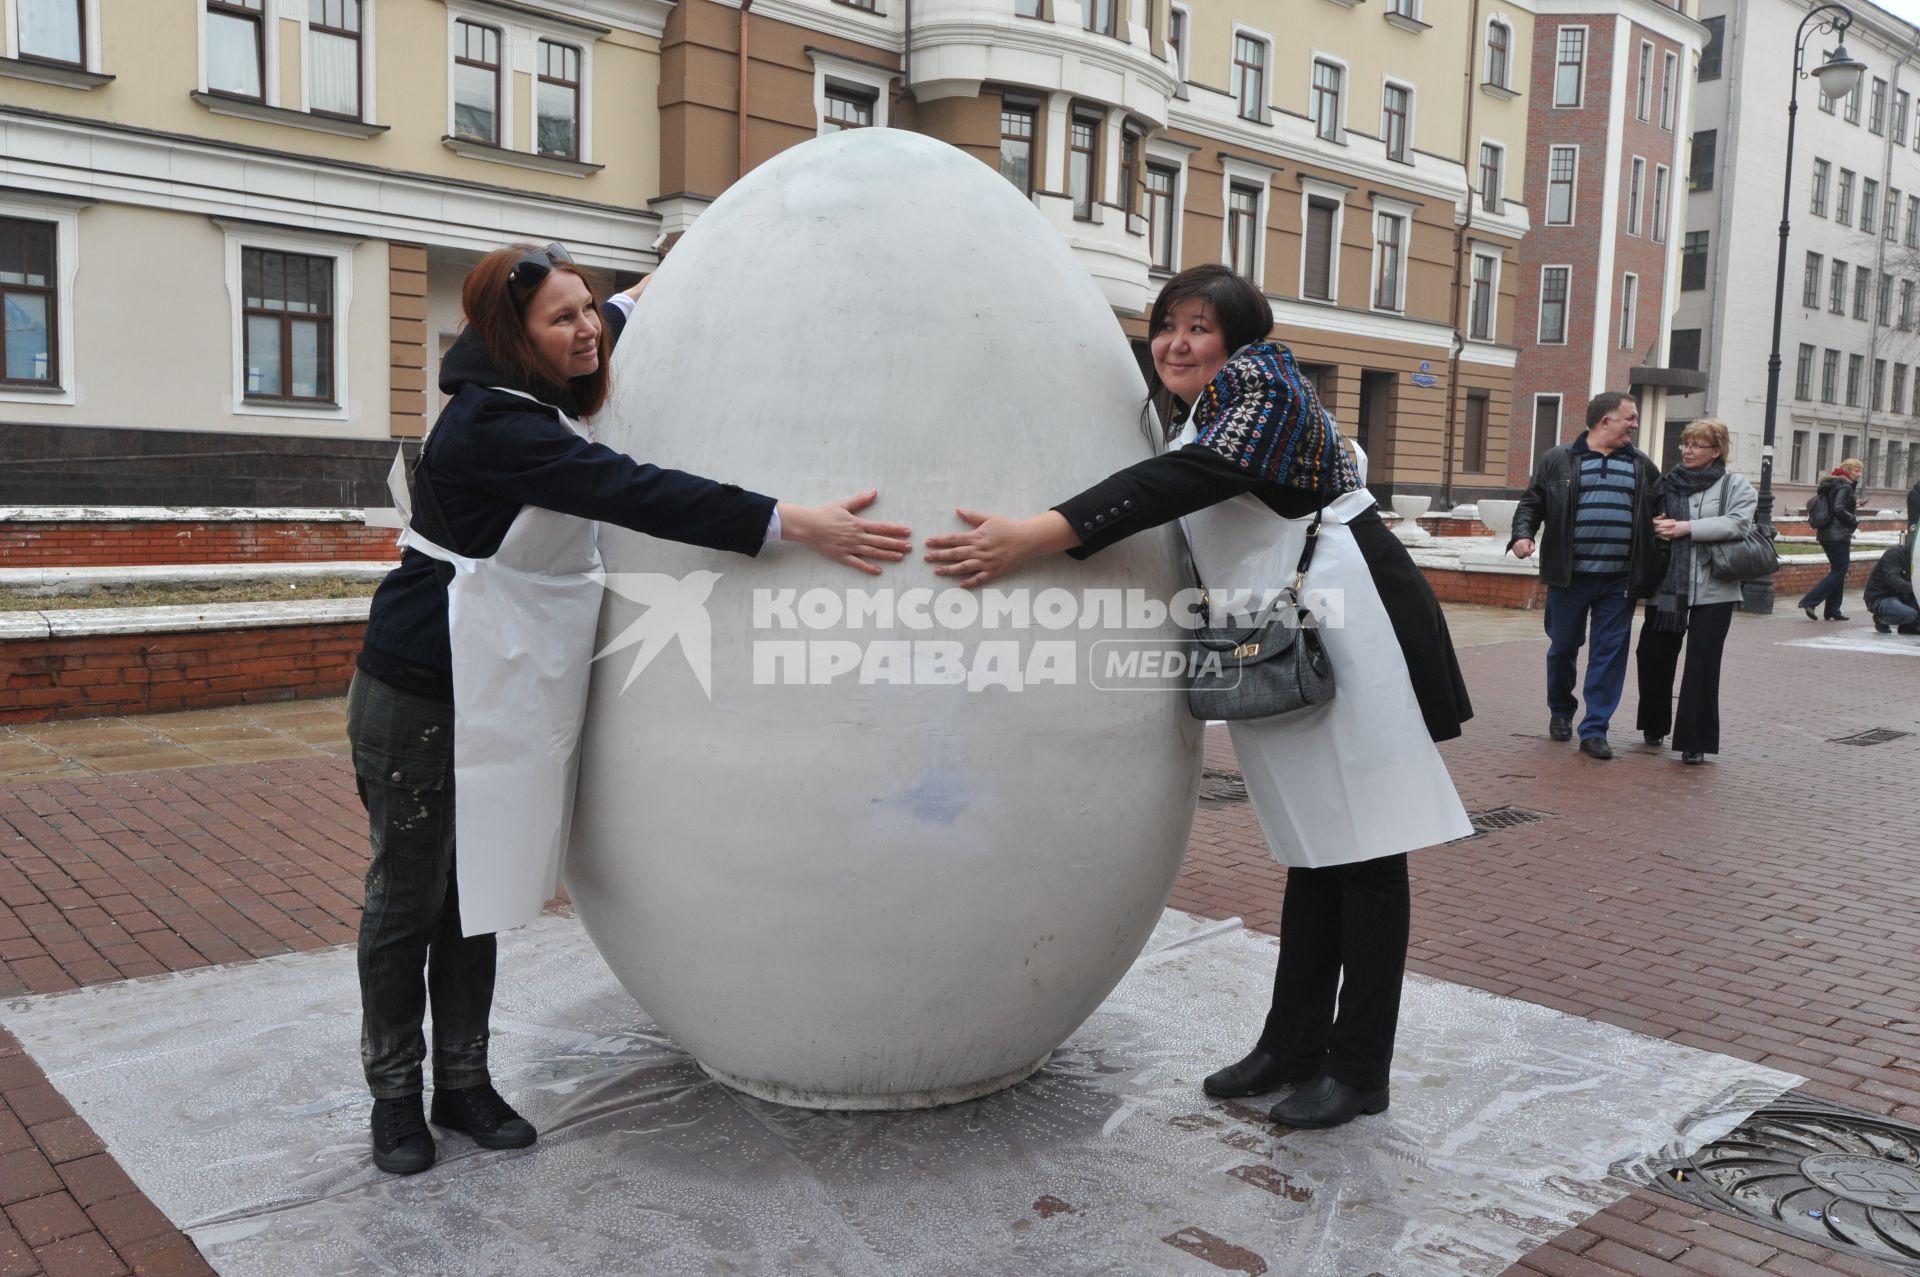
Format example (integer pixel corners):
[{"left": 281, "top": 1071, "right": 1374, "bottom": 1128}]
[{"left": 357, "top": 302, "right": 776, "bottom": 699}]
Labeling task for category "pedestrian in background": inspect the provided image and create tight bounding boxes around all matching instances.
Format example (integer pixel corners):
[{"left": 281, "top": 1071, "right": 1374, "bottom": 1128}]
[
  {"left": 1798, "top": 459, "right": 1863, "bottom": 621},
  {"left": 1634, "top": 420, "right": 1755, "bottom": 766},
  {"left": 1509, "top": 392, "right": 1662, "bottom": 760}
]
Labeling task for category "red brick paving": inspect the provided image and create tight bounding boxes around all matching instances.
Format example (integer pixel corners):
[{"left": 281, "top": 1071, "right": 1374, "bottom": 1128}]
[{"left": 0, "top": 606, "right": 1913, "bottom": 1274}]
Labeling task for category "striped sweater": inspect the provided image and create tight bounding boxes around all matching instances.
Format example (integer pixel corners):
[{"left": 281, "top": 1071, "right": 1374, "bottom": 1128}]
[{"left": 1571, "top": 450, "right": 1639, "bottom": 575}]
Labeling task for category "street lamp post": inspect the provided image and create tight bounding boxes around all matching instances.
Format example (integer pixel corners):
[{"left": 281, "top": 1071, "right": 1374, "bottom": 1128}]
[{"left": 1750, "top": 4, "right": 1868, "bottom": 613}]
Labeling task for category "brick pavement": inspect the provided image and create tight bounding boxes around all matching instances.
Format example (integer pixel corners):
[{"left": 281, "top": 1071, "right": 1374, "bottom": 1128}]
[{"left": 0, "top": 600, "right": 1914, "bottom": 1275}]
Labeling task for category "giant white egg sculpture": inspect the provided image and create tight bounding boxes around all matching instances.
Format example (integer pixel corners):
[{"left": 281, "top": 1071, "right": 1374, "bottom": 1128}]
[{"left": 567, "top": 129, "right": 1203, "bottom": 1109}]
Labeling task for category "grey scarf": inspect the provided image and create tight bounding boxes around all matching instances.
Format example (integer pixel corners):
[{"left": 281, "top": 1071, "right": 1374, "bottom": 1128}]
[{"left": 1651, "top": 460, "right": 1726, "bottom": 632}]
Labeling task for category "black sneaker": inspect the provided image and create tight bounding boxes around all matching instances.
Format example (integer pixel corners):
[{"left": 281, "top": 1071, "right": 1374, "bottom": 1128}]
[
  {"left": 430, "top": 1083, "right": 537, "bottom": 1150},
  {"left": 371, "top": 1095, "right": 436, "bottom": 1175}
]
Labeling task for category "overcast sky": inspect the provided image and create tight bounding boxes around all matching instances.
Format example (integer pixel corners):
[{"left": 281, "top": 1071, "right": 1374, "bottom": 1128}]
[{"left": 1866, "top": 0, "right": 1920, "bottom": 35}]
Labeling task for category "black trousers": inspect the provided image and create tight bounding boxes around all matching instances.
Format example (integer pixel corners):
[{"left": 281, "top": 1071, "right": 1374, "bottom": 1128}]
[
  {"left": 1256, "top": 854, "right": 1410, "bottom": 1093},
  {"left": 1797, "top": 540, "right": 1851, "bottom": 617},
  {"left": 1634, "top": 602, "right": 1735, "bottom": 755}
]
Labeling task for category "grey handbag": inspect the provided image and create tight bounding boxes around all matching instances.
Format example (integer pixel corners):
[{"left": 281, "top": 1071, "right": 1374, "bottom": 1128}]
[
  {"left": 1186, "top": 497, "right": 1336, "bottom": 722},
  {"left": 1704, "top": 476, "right": 1780, "bottom": 583}
]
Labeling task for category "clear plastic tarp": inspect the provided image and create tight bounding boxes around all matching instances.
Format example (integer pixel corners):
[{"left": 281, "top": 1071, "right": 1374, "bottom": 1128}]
[{"left": 4, "top": 910, "right": 1799, "bottom": 1276}]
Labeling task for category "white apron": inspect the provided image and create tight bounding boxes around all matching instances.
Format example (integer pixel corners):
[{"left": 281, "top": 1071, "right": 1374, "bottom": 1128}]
[
  {"left": 1177, "top": 427, "right": 1472, "bottom": 867},
  {"left": 399, "top": 390, "right": 605, "bottom": 937}
]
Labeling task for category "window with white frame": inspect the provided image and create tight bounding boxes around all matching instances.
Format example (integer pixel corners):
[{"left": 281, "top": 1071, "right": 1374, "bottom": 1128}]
[
  {"left": 1014, "top": 0, "right": 1041, "bottom": 16},
  {"left": 1532, "top": 394, "right": 1563, "bottom": 464},
  {"left": 1371, "top": 205, "right": 1409, "bottom": 312},
  {"left": 451, "top": 18, "right": 500, "bottom": 144},
  {"left": 1898, "top": 89, "right": 1911, "bottom": 145},
  {"left": 1871, "top": 77, "right": 1887, "bottom": 134},
  {"left": 1812, "top": 158, "right": 1829, "bottom": 215},
  {"left": 1546, "top": 145, "right": 1576, "bottom": 224},
  {"left": 1908, "top": 194, "right": 1918, "bottom": 247},
  {"left": 1084, "top": 0, "right": 1116, "bottom": 36},
  {"left": 1145, "top": 163, "right": 1178, "bottom": 271},
  {"left": 1227, "top": 182, "right": 1261, "bottom": 283},
  {"left": 1821, "top": 350, "right": 1838, "bottom": 402},
  {"left": 1795, "top": 345, "right": 1815, "bottom": 398},
  {"left": 809, "top": 50, "right": 891, "bottom": 138},
  {"left": 823, "top": 84, "right": 874, "bottom": 132},
  {"left": 1889, "top": 188, "right": 1902, "bottom": 242},
  {"left": 207, "top": 0, "right": 267, "bottom": 100},
  {"left": 1652, "top": 165, "right": 1669, "bottom": 242},
  {"left": 1381, "top": 82, "right": 1411, "bottom": 162},
  {"left": 1167, "top": 5, "right": 1189, "bottom": 85},
  {"left": 1845, "top": 77, "right": 1861, "bottom": 125},
  {"left": 1485, "top": 18, "right": 1510, "bottom": 88},
  {"left": 1847, "top": 353, "right": 1862, "bottom": 406},
  {"left": 1554, "top": 26, "right": 1585, "bottom": 107},
  {"left": 1855, "top": 264, "right": 1870, "bottom": 320},
  {"left": 1831, "top": 258, "right": 1847, "bottom": 313},
  {"left": 1300, "top": 189, "right": 1341, "bottom": 301},
  {"left": 1881, "top": 273, "right": 1894, "bottom": 326},
  {"left": 1069, "top": 110, "right": 1101, "bottom": 219},
  {"left": 1626, "top": 156, "right": 1644, "bottom": 236},
  {"left": 999, "top": 100, "right": 1035, "bottom": 196},
  {"left": 1387, "top": 0, "right": 1416, "bottom": 16},
  {"left": 307, "top": 0, "right": 362, "bottom": 119},
  {"left": 1838, "top": 167, "right": 1855, "bottom": 224},
  {"left": 1233, "top": 33, "right": 1268, "bottom": 123},
  {"left": 1906, "top": 279, "right": 1917, "bottom": 328},
  {"left": 1660, "top": 50, "right": 1677, "bottom": 129},
  {"left": 1635, "top": 41, "right": 1652, "bottom": 121},
  {"left": 1468, "top": 250, "right": 1499, "bottom": 341},
  {"left": 16, "top": 0, "right": 85, "bottom": 65},
  {"left": 1618, "top": 273, "right": 1637, "bottom": 350},
  {"left": 1538, "top": 265, "right": 1569, "bottom": 343},
  {"left": 240, "top": 247, "right": 335, "bottom": 404},
  {"left": 1804, "top": 251, "right": 1822, "bottom": 307},
  {"left": 536, "top": 39, "right": 581, "bottom": 157},
  {"left": 1863, "top": 176, "right": 1879, "bottom": 235},
  {"left": 1310, "top": 58, "right": 1343, "bottom": 141},
  {"left": 1479, "top": 141, "right": 1503, "bottom": 213}
]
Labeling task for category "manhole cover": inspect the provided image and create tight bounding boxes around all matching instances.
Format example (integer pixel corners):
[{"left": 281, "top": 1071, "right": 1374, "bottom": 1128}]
[
  {"left": 1199, "top": 768, "right": 1248, "bottom": 807},
  {"left": 1653, "top": 1101, "right": 1920, "bottom": 1271},
  {"left": 1468, "top": 806, "right": 1550, "bottom": 834},
  {"left": 1831, "top": 728, "right": 1914, "bottom": 746}
]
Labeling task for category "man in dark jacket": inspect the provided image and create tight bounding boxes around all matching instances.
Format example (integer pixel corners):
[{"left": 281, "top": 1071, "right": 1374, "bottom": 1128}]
[
  {"left": 1508, "top": 391, "right": 1662, "bottom": 760},
  {"left": 1865, "top": 531, "right": 1919, "bottom": 634}
]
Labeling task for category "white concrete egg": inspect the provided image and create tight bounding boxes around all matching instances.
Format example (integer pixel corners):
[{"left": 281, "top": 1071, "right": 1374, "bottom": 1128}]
[{"left": 567, "top": 129, "right": 1202, "bottom": 1109}]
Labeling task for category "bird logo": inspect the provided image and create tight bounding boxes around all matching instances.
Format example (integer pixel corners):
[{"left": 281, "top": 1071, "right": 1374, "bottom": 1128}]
[{"left": 591, "top": 570, "right": 722, "bottom": 698}]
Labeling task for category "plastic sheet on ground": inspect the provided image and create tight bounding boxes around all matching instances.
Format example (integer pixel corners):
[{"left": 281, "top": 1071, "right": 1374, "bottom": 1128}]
[{"left": 3, "top": 910, "right": 1800, "bottom": 1277}]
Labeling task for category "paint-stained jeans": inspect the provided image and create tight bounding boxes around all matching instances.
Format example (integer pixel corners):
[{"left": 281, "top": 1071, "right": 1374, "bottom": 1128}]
[{"left": 348, "top": 672, "right": 495, "bottom": 1099}]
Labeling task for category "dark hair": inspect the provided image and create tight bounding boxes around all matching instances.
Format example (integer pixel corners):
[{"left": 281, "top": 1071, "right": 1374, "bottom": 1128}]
[
  {"left": 461, "top": 243, "right": 612, "bottom": 416},
  {"left": 1585, "top": 390, "right": 1634, "bottom": 430},
  {"left": 1142, "top": 264, "right": 1274, "bottom": 437}
]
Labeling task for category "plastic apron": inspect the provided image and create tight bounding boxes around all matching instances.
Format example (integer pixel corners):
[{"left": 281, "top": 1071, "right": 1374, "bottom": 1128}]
[
  {"left": 1175, "top": 426, "right": 1472, "bottom": 867},
  {"left": 399, "top": 389, "right": 604, "bottom": 937}
]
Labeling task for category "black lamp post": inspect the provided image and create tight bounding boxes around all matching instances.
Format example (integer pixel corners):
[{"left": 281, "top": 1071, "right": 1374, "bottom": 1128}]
[{"left": 1750, "top": 5, "right": 1868, "bottom": 613}]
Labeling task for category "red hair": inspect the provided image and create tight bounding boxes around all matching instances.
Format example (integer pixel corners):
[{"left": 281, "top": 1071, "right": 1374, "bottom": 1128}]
[{"left": 460, "top": 244, "right": 612, "bottom": 416}]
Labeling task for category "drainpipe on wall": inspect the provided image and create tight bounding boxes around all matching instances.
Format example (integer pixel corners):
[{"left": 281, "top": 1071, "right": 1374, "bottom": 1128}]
[
  {"left": 902, "top": 0, "right": 913, "bottom": 109},
  {"left": 738, "top": 0, "right": 755, "bottom": 181},
  {"left": 1442, "top": 0, "right": 1485, "bottom": 507},
  {"left": 1863, "top": 20, "right": 1920, "bottom": 503}
]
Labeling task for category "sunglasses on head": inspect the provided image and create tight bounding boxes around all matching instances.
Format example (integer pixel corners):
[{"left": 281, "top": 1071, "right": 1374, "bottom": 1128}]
[{"left": 507, "top": 242, "right": 575, "bottom": 305}]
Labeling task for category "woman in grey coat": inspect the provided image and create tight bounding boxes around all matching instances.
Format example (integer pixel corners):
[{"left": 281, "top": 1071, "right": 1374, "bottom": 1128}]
[{"left": 1634, "top": 419, "right": 1757, "bottom": 765}]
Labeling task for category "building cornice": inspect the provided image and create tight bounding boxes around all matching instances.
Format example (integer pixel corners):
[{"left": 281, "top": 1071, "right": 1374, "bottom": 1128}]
[
  {"left": 709, "top": 0, "right": 905, "bottom": 52},
  {"left": 1529, "top": 0, "right": 1708, "bottom": 51}
]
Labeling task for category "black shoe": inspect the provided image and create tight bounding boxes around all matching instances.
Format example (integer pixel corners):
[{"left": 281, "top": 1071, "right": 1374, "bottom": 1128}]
[
  {"left": 1803, "top": 606, "right": 1819, "bottom": 621},
  {"left": 1900, "top": 624, "right": 1920, "bottom": 635},
  {"left": 429, "top": 1083, "right": 537, "bottom": 1150},
  {"left": 1578, "top": 737, "right": 1613, "bottom": 760},
  {"left": 1548, "top": 716, "right": 1572, "bottom": 742},
  {"left": 1876, "top": 621, "right": 1893, "bottom": 634},
  {"left": 1269, "top": 1075, "right": 1389, "bottom": 1130},
  {"left": 371, "top": 1095, "right": 437, "bottom": 1175},
  {"left": 1681, "top": 752, "right": 1705, "bottom": 765},
  {"left": 1828, "top": 613, "right": 1849, "bottom": 621},
  {"left": 1642, "top": 730, "right": 1665, "bottom": 747},
  {"left": 1202, "top": 1049, "right": 1316, "bottom": 1099}
]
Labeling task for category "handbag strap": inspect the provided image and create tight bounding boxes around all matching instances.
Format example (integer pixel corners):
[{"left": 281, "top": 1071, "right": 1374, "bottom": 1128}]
[{"left": 1184, "top": 461, "right": 1332, "bottom": 622}]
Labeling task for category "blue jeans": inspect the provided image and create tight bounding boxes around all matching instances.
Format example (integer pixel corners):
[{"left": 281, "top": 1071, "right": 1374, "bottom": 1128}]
[
  {"left": 1872, "top": 597, "right": 1920, "bottom": 627},
  {"left": 1543, "top": 572, "right": 1635, "bottom": 741},
  {"left": 348, "top": 672, "right": 495, "bottom": 1099},
  {"left": 1797, "top": 540, "right": 1851, "bottom": 617}
]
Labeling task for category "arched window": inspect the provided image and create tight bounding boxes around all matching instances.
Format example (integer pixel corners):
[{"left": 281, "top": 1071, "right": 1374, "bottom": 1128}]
[{"left": 1485, "top": 19, "right": 1512, "bottom": 89}]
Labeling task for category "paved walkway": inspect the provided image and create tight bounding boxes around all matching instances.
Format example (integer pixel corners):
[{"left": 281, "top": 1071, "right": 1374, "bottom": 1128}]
[{"left": 3, "top": 594, "right": 1916, "bottom": 1276}]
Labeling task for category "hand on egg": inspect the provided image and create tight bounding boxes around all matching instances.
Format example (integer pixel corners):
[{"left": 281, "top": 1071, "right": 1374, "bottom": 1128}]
[
  {"left": 924, "top": 509, "right": 1080, "bottom": 589},
  {"left": 777, "top": 490, "right": 913, "bottom": 575}
]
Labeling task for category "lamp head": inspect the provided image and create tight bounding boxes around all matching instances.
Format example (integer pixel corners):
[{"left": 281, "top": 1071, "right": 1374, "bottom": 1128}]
[{"left": 1813, "top": 43, "right": 1868, "bottom": 100}]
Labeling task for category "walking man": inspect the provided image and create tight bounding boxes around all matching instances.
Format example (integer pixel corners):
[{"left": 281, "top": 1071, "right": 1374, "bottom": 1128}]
[{"left": 1508, "top": 392, "right": 1662, "bottom": 759}]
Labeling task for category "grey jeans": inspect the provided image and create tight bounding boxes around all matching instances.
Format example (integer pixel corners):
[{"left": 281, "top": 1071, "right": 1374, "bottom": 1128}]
[{"left": 347, "top": 672, "right": 495, "bottom": 1099}]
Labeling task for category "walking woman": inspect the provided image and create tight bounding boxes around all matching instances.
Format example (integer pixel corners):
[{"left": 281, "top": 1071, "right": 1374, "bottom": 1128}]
[
  {"left": 923, "top": 264, "right": 1472, "bottom": 1130},
  {"left": 351, "top": 243, "right": 911, "bottom": 1175},
  {"left": 1634, "top": 420, "right": 1755, "bottom": 765},
  {"left": 1798, "top": 458, "right": 1864, "bottom": 620}
]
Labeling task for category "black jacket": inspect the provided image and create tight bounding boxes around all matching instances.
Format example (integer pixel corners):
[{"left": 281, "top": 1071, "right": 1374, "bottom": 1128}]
[
  {"left": 1814, "top": 475, "right": 1859, "bottom": 546},
  {"left": 358, "top": 302, "right": 777, "bottom": 699},
  {"left": 1907, "top": 480, "right": 1919, "bottom": 527},
  {"left": 1864, "top": 541, "right": 1916, "bottom": 610},
  {"left": 1508, "top": 432, "right": 1663, "bottom": 593}
]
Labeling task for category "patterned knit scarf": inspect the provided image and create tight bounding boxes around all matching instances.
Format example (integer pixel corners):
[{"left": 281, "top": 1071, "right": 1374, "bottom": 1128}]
[{"left": 1190, "top": 344, "right": 1362, "bottom": 494}]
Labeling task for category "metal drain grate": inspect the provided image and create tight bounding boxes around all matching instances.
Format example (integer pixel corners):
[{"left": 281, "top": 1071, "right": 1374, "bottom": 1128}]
[
  {"left": 1198, "top": 768, "right": 1248, "bottom": 807},
  {"left": 1652, "top": 1101, "right": 1920, "bottom": 1272},
  {"left": 1831, "top": 728, "right": 1915, "bottom": 746},
  {"left": 1465, "top": 806, "right": 1551, "bottom": 836}
]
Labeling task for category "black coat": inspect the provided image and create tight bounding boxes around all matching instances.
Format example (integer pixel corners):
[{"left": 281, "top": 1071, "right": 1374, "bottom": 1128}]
[
  {"left": 1907, "top": 480, "right": 1919, "bottom": 527},
  {"left": 1508, "top": 433, "right": 1663, "bottom": 593},
  {"left": 1814, "top": 476, "right": 1859, "bottom": 546},
  {"left": 1864, "top": 542, "right": 1916, "bottom": 610}
]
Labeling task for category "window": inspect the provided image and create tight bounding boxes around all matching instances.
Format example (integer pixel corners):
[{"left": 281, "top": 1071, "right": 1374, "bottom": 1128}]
[
  {"left": 1830, "top": 259, "right": 1847, "bottom": 314},
  {"left": 1014, "top": 0, "right": 1041, "bottom": 15},
  {"left": 307, "top": 0, "right": 361, "bottom": 119},
  {"left": 1618, "top": 273, "right": 1637, "bottom": 350},
  {"left": 1373, "top": 211, "right": 1405, "bottom": 311},
  {"left": 1235, "top": 35, "right": 1269, "bottom": 123},
  {"left": 1792, "top": 430, "right": 1809, "bottom": 480},
  {"left": 1660, "top": 51, "right": 1678, "bottom": 129},
  {"left": 1485, "top": 20, "right": 1510, "bottom": 89},
  {"left": 999, "top": 102, "right": 1035, "bottom": 196},
  {"left": 1538, "top": 266, "right": 1569, "bottom": 343},
  {"left": 1878, "top": 272, "right": 1893, "bottom": 326},
  {"left": 1804, "top": 251, "right": 1823, "bottom": 307},
  {"left": 1812, "top": 158, "right": 1830, "bottom": 216},
  {"left": 452, "top": 20, "right": 501, "bottom": 145},
  {"left": 1796, "top": 344, "right": 1815, "bottom": 399},
  {"left": 1909, "top": 195, "right": 1919, "bottom": 248},
  {"left": 824, "top": 87, "right": 873, "bottom": 132},
  {"left": 241, "top": 247, "right": 334, "bottom": 403},
  {"left": 1871, "top": 77, "right": 1888, "bottom": 134},
  {"left": 1547, "top": 146, "right": 1576, "bottom": 224},
  {"left": 1855, "top": 264, "right": 1870, "bottom": 320},
  {"left": 1846, "top": 78, "right": 1861, "bottom": 125},
  {"left": 1479, "top": 142, "right": 1504, "bottom": 214},
  {"left": 1896, "top": 365, "right": 1907, "bottom": 411},
  {"left": 1847, "top": 353, "right": 1863, "bottom": 406},
  {"left": 1888, "top": 189, "right": 1901, "bottom": 241},
  {"left": 1683, "top": 231, "right": 1708, "bottom": 291},
  {"left": 1862, "top": 177, "right": 1879, "bottom": 235},
  {"left": 1652, "top": 166, "right": 1670, "bottom": 242},
  {"left": 1636, "top": 41, "right": 1653, "bottom": 121},
  {"left": 1670, "top": 329, "right": 1702, "bottom": 371},
  {"left": 1145, "top": 163, "right": 1177, "bottom": 271},
  {"left": 207, "top": 0, "right": 266, "bottom": 101},
  {"left": 1837, "top": 168, "right": 1855, "bottom": 225},
  {"left": 1309, "top": 58, "right": 1341, "bottom": 139},
  {"left": 1382, "top": 83, "right": 1411, "bottom": 162},
  {"left": 0, "top": 217, "right": 56, "bottom": 387},
  {"left": 19, "top": 0, "right": 85, "bottom": 65},
  {"left": 1898, "top": 89, "right": 1911, "bottom": 145},
  {"left": 1626, "top": 157, "right": 1645, "bottom": 236},
  {"left": 1464, "top": 390, "right": 1489, "bottom": 473},
  {"left": 1698, "top": 16, "right": 1723, "bottom": 80},
  {"left": 1119, "top": 129, "right": 1138, "bottom": 217},
  {"left": 1469, "top": 252, "right": 1497, "bottom": 341},
  {"left": 1689, "top": 130, "right": 1715, "bottom": 191},
  {"left": 1387, "top": 0, "right": 1417, "bottom": 15},
  {"left": 1821, "top": 349, "right": 1838, "bottom": 402},
  {"left": 1873, "top": 358, "right": 1887, "bottom": 410},
  {"left": 836, "top": 0, "right": 877, "bottom": 9},
  {"left": 1817, "top": 431, "right": 1834, "bottom": 473},
  {"left": 1167, "top": 6, "right": 1187, "bottom": 82},
  {"left": 1083, "top": 0, "right": 1116, "bottom": 35},
  {"left": 1821, "top": 76, "right": 1838, "bottom": 114},
  {"left": 1554, "top": 26, "right": 1585, "bottom": 107},
  {"left": 1069, "top": 113, "right": 1099, "bottom": 219},
  {"left": 1904, "top": 279, "right": 1915, "bottom": 330},
  {"left": 536, "top": 40, "right": 581, "bottom": 158},
  {"left": 1227, "top": 183, "right": 1260, "bottom": 282},
  {"left": 1533, "top": 395, "right": 1563, "bottom": 465},
  {"left": 1302, "top": 195, "right": 1338, "bottom": 300}
]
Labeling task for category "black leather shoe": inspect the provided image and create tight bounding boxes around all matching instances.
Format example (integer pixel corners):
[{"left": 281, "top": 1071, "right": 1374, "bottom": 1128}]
[
  {"left": 430, "top": 1083, "right": 537, "bottom": 1150},
  {"left": 1681, "top": 752, "right": 1705, "bottom": 765},
  {"left": 1548, "top": 716, "right": 1572, "bottom": 742},
  {"left": 1642, "top": 730, "right": 1664, "bottom": 747},
  {"left": 1829, "top": 613, "right": 1850, "bottom": 621},
  {"left": 1578, "top": 737, "right": 1613, "bottom": 760},
  {"left": 1803, "top": 606, "right": 1819, "bottom": 621},
  {"left": 1876, "top": 621, "right": 1894, "bottom": 634},
  {"left": 1900, "top": 624, "right": 1920, "bottom": 635},
  {"left": 371, "top": 1095, "right": 436, "bottom": 1175},
  {"left": 1202, "top": 1049, "right": 1316, "bottom": 1099},
  {"left": 1269, "top": 1075, "right": 1389, "bottom": 1129}
]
